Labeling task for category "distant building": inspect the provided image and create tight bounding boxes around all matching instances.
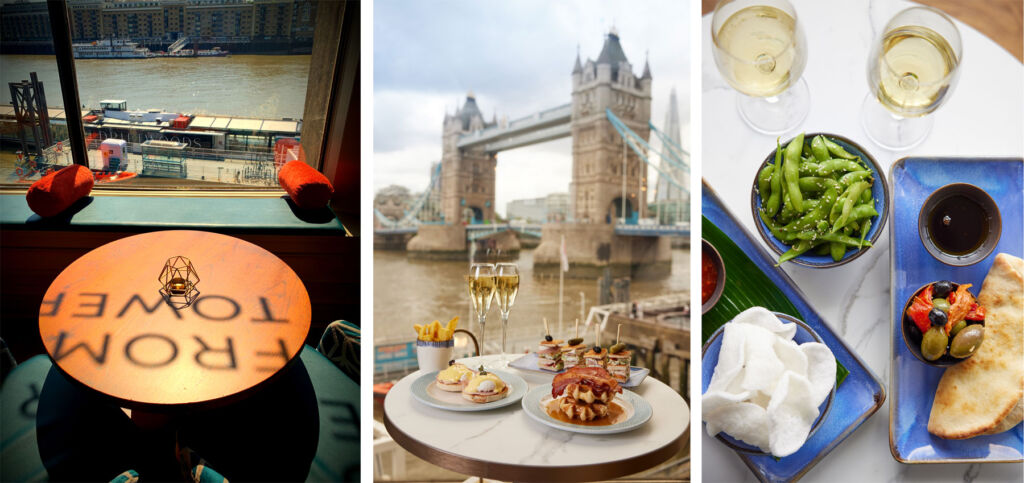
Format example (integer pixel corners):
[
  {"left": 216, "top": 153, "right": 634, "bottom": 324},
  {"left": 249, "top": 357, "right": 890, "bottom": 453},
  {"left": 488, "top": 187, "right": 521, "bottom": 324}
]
[
  {"left": 570, "top": 28, "right": 651, "bottom": 224},
  {"left": 506, "top": 193, "right": 569, "bottom": 224},
  {"left": 373, "top": 185, "right": 413, "bottom": 228},
  {"left": 1, "top": 0, "right": 317, "bottom": 44},
  {"left": 441, "top": 92, "right": 497, "bottom": 224},
  {"left": 0, "top": 1, "right": 51, "bottom": 42},
  {"left": 652, "top": 86, "right": 689, "bottom": 224}
]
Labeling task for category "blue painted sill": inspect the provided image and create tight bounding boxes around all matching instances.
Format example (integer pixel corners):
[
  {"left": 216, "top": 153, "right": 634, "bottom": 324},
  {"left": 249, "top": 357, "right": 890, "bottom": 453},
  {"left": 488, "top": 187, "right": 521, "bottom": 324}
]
[{"left": 0, "top": 194, "right": 348, "bottom": 234}]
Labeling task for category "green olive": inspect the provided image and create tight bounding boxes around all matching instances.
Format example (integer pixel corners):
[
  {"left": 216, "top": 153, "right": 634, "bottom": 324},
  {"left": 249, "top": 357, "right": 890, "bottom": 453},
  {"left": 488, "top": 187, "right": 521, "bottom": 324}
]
[
  {"left": 931, "top": 298, "right": 951, "bottom": 313},
  {"left": 921, "top": 326, "right": 949, "bottom": 361},
  {"left": 949, "top": 324, "right": 984, "bottom": 358},
  {"left": 950, "top": 320, "right": 967, "bottom": 337}
]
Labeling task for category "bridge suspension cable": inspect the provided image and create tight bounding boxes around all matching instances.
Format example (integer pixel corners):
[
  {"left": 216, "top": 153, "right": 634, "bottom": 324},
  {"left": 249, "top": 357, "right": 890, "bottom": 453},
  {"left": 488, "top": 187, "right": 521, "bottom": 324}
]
[
  {"left": 374, "top": 162, "right": 443, "bottom": 228},
  {"left": 605, "top": 108, "right": 688, "bottom": 192},
  {"left": 649, "top": 120, "right": 689, "bottom": 162}
]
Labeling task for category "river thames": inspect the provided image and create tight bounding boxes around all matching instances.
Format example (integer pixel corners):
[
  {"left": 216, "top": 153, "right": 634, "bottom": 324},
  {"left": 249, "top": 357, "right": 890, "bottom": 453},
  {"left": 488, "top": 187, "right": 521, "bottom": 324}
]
[
  {"left": 1, "top": 54, "right": 310, "bottom": 119},
  {"left": 373, "top": 246, "right": 690, "bottom": 358}
]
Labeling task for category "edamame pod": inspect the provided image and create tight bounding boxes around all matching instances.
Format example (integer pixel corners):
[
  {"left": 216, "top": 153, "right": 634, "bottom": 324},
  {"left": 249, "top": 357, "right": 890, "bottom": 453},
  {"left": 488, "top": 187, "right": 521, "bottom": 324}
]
[
  {"left": 833, "top": 181, "right": 869, "bottom": 232},
  {"left": 823, "top": 138, "right": 857, "bottom": 159},
  {"left": 778, "top": 240, "right": 813, "bottom": 265},
  {"left": 849, "top": 203, "right": 878, "bottom": 222},
  {"left": 795, "top": 231, "right": 873, "bottom": 247},
  {"left": 859, "top": 219, "right": 871, "bottom": 248},
  {"left": 758, "top": 164, "right": 773, "bottom": 204},
  {"left": 760, "top": 211, "right": 797, "bottom": 242},
  {"left": 839, "top": 170, "right": 873, "bottom": 187},
  {"left": 765, "top": 139, "right": 784, "bottom": 216},
  {"left": 798, "top": 177, "right": 838, "bottom": 194},
  {"left": 819, "top": 158, "right": 863, "bottom": 176},
  {"left": 811, "top": 135, "right": 830, "bottom": 161},
  {"left": 799, "top": 162, "right": 822, "bottom": 176},
  {"left": 830, "top": 242, "right": 845, "bottom": 262},
  {"left": 784, "top": 133, "right": 805, "bottom": 212}
]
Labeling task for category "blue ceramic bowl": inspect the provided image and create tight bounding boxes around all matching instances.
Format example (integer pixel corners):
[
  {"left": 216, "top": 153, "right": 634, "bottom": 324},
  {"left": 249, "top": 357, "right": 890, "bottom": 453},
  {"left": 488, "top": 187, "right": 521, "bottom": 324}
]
[
  {"left": 750, "top": 133, "right": 889, "bottom": 268},
  {"left": 701, "top": 312, "right": 836, "bottom": 454}
]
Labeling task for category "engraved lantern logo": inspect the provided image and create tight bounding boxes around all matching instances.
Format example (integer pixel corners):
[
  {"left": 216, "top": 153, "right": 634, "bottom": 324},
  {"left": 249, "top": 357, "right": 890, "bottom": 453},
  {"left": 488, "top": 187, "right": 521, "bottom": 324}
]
[{"left": 159, "top": 256, "right": 200, "bottom": 309}]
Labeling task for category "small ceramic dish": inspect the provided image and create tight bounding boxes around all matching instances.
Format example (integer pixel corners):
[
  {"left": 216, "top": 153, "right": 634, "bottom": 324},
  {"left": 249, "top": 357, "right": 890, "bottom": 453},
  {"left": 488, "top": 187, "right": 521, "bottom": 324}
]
[
  {"left": 900, "top": 281, "right": 985, "bottom": 367},
  {"left": 701, "top": 312, "right": 836, "bottom": 454},
  {"left": 701, "top": 239, "right": 727, "bottom": 314},
  {"left": 917, "top": 183, "right": 1001, "bottom": 267},
  {"left": 750, "top": 133, "right": 889, "bottom": 268}
]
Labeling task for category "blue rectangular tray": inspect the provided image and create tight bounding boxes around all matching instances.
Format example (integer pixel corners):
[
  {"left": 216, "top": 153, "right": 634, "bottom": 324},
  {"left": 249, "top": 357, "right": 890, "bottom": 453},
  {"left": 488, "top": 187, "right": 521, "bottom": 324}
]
[
  {"left": 888, "top": 157, "right": 1023, "bottom": 463},
  {"left": 702, "top": 180, "right": 886, "bottom": 482}
]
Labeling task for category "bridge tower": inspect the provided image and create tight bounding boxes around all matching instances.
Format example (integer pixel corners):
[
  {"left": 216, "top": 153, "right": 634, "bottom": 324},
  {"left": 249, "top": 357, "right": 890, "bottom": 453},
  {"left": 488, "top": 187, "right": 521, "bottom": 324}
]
[
  {"left": 570, "top": 28, "right": 652, "bottom": 223},
  {"left": 440, "top": 93, "right": 497, "bottom": 224}
]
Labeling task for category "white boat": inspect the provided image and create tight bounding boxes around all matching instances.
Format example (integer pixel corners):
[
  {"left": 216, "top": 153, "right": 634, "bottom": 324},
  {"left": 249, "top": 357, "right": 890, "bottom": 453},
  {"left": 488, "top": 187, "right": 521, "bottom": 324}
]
[{"left": 73, "top": 39, "right": 154, "bottom": 59}]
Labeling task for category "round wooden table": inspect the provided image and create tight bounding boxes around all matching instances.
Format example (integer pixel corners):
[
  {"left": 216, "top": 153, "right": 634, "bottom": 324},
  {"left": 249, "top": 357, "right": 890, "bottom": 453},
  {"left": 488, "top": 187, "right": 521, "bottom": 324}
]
[
  {"left": 383, "top": 354, "right": 690, "bottom": 482},
  {"left": 38, "top": 230, "right": 312, "bottom": 412}
]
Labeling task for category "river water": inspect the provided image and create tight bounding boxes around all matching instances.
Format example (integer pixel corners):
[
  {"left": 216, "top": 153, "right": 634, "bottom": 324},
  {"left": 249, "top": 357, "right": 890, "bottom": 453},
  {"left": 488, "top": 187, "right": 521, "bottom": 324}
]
[
  {"left": 1, "top": 54, "right": 310, "bottom": 119},
  {"left": 374, "top": 247, "right": 690, "bottom": 356}
]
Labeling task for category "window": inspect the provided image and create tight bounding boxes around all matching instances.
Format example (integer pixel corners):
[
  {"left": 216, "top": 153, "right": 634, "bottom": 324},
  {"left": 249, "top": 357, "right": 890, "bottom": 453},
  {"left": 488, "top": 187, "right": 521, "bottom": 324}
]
[{"left": 1, "top": 0, "right": 353, "bottom": 201}]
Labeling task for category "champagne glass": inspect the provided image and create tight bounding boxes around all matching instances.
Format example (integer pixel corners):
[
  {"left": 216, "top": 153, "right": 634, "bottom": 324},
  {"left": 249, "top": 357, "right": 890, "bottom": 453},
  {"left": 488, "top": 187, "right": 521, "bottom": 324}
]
[
  {"left": 861, "top": 6, "right": 961, "bottom": 151},
  {"left": 466, "top": 263, "right": 496, "bottom": 359},
  {"left": 494, "top": 263, "right": 520, "bottom": 366},
  {"left": 711, "top": 0, "right": 809, "bottom": 134}
]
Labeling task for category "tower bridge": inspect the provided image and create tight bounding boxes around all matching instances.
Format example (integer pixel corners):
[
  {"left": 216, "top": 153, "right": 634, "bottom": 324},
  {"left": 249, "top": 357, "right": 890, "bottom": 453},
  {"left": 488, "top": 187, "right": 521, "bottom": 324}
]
[{"left": 374, "top": 29, "right": 690, "bottom": 276}]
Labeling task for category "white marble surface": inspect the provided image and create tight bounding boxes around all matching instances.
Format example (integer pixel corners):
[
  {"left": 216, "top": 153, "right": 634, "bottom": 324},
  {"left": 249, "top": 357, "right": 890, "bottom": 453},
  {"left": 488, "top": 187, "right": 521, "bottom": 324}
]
[
  {"left": 383, "top": 354, "right": 689, "bottom": 477},
  {"left": 701, "top": 0, "right": 1023, "bottom": 481}
]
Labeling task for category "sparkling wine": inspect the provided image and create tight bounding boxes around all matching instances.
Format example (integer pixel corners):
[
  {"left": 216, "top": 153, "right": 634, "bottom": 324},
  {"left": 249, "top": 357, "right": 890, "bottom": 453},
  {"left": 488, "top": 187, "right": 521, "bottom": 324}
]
[
  {"left": 467, "top": 274, "right": 495, "bottom": 318},
  {"left": 494, "top": 274, "right": 519, "bottom": 313}
]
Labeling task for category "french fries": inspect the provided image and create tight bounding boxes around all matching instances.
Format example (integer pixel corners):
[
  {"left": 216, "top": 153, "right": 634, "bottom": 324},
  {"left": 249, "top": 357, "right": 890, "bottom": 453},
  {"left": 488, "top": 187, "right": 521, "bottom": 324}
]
[{"left": 414, "top": 316, "right": 459, "bottom": 342}]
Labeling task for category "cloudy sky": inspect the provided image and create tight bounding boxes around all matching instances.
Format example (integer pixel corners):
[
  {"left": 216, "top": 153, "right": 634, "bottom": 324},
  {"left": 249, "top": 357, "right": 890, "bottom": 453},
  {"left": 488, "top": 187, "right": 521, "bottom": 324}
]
[{"left": 374, "top": 0, "right": 690, "bottom": 217}]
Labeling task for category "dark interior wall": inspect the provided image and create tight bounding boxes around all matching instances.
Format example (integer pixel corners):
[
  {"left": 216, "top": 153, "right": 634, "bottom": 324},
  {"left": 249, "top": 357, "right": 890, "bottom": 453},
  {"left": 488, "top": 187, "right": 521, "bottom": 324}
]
[{"left": 0, "top": 228, "right": 358, "bottom": 363}]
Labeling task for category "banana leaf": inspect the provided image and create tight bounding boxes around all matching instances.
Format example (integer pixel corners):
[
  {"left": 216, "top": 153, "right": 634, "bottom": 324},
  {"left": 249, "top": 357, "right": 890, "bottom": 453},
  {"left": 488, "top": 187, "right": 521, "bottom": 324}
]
[{"left": 703, "top": 215, "right": 849, "bottom": 386}]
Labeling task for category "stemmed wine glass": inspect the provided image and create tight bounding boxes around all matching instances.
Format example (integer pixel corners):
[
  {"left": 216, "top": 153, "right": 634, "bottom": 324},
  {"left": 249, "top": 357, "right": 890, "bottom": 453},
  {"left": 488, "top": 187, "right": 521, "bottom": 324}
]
[
  {"left": 861, "top": 6, "right": 962, "bottom": 151},
  {"left": 466, "top": 263, "right": 496, "bottom": 359},
  {"left": 711, "top": 0, "right": 809, "bottom": 134},
  {"left": 494, "top": 263, "right": 520, "bottom": 367}
]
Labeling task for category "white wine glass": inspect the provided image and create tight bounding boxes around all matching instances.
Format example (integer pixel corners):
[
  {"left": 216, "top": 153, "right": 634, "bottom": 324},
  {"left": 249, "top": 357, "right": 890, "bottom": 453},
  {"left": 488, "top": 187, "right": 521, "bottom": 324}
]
[
  {"left": 494, "top": 263, "right": 520, "bottom": 367},
  {"left": 711, "top": 0, "right": 809, "bottom": 134},
  {"left": 861, "top": 6, "right": 962, "bottom": 151},
  {"left": 466, "top": 263, "right": 495, "bottom": 359}
]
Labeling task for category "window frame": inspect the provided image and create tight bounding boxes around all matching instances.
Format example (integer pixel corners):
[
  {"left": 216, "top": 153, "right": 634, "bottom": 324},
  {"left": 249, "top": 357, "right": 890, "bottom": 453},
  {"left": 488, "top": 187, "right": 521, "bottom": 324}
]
[{"left": 3, "top": 0, "right": 357, "bottom": 203}]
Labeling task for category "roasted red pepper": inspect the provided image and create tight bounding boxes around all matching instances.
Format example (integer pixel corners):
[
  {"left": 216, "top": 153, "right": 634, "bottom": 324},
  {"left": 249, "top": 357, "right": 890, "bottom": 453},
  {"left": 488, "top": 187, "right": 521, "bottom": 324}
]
[
  {"left": 907, "top": 285, "right": 934, "bottom": 334},
  {"left": 966, "top": 303, "right": 985, "bottom": 321}
]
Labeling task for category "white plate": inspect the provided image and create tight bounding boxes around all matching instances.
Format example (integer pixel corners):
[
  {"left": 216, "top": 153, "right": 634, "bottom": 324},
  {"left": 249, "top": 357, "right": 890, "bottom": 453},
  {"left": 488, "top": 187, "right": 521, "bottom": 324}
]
[
  {"left": 520, "top": 384, "right": 652, "bottom": 434},
  {"left": 410, "top": 369, "right": 527, "bottom": 412},
  {"left": 508, "top": 352, "right": 650, "bottom": 388}
]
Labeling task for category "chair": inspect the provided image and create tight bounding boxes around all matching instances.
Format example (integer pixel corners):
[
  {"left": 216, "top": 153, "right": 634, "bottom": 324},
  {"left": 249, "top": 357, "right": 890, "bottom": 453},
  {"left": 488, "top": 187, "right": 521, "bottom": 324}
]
[
  {"left": 0, "top": 355, "right": 50, "bottom": 481},
  {"left": 317, "top": 320, "right": 360, "bottom": 383},
  {"left": 372, "top": 420, "right": 406, "bottom": 481}
]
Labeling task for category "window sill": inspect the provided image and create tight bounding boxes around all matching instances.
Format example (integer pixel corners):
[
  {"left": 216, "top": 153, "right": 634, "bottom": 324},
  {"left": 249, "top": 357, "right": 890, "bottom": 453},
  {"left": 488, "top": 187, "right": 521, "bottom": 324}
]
[{"left": 0, "top": 193, "right": 351, "bottom": 236}]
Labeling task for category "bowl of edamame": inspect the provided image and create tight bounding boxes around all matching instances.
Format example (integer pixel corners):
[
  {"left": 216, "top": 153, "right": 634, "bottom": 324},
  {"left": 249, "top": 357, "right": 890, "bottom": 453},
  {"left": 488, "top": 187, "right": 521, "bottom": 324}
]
[{"left": 750, "top": 133, "right": 889, "bottom": 268}]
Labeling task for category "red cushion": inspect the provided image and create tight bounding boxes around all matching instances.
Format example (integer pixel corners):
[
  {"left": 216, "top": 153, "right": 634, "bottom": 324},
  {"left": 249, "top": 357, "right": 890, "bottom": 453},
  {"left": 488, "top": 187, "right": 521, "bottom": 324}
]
[
  {"left": 278, "top": 160, "right": 333, "bottom": 209},
  {"left": 26, "top": 165, "right": 94, "bottom": 217}
]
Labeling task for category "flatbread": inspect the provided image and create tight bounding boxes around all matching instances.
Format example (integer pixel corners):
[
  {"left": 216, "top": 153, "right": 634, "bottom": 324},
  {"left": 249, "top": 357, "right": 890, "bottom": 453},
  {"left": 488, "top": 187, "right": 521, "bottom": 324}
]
[{"left": 928, "top": 253, "right": 1024, "bottom": 439}]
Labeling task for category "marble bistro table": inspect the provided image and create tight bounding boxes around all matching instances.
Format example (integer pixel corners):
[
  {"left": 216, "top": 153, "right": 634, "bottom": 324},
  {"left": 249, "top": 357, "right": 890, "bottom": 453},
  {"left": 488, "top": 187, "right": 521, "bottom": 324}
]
[
  {"left": 701, "top": 0, "right": 1023, "bottom": 481},
  {"left": 383, "top": 354, "right": 690, "bottom": 482}
]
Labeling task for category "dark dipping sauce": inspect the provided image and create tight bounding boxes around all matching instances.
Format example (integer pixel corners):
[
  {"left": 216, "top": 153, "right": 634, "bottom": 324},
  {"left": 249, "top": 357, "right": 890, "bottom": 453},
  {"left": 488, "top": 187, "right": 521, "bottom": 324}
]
[
  {"left": 702, "top": 250, "right": 718, "bottom": 304},
  {"left": 545, "top": 400, "right": 625, "bottom": 426},
  {"left": 927, "top": 195, "right": 990, "bottom": 255}
]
